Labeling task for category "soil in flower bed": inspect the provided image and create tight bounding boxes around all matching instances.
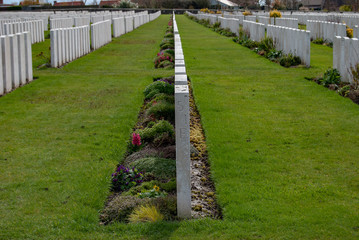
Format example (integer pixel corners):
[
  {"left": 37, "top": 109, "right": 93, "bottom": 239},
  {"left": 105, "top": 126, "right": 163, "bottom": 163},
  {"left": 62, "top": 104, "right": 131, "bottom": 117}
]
[{"left": 188, "top": 80, "right": 222, "bottom": 219}]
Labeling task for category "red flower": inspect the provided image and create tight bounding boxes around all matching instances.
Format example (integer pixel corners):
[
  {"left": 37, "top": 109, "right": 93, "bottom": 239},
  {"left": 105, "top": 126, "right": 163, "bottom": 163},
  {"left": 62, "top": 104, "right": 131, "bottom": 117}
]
[{"left": 132, "top": 133, "right": 141, "bottom": 146}]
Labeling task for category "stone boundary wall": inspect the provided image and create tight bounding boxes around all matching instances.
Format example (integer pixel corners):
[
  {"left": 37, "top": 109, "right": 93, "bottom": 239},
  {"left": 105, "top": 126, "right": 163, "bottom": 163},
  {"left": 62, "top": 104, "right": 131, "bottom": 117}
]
[
  {"left": 267, "top": 24, "right": 310, "bottom": 67},
  {"left": 0, "top": 32, "right": 33, "bottom": 96},
  {"left": 307, "top": 20, "right": 346, "bottom": 43},
  {"left": 333, "top": 36, "right": 359, "bottom": 83},
  {"left": 173, "top": 14, "right": 191, "bottom": 219},
  {"left": 4, "top": 20, "right": 44, "bottom": 44},
  {"left": 50, "top": 25, "right": 90, "bottom": 68},
  {"left": 50, "top": 18, "right": 73, "bottom": 29},
  {"left": 91, "top": 20, "right": 111, "bottom": 50},
  {"left": 243, "top": 20, "right": 265, "bottom": 42}
]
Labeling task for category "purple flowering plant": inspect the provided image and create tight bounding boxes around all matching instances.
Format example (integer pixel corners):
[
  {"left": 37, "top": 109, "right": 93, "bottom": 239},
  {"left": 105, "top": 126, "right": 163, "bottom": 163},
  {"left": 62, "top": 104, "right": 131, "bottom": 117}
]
[{"left": 111, "top": 165, "right": 143, "bottom": 192}]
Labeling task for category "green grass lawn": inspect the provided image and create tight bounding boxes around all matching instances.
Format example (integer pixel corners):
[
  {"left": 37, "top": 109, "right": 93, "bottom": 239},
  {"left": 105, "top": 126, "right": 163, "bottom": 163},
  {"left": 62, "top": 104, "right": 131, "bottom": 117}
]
[
  {"left": 175, "top": 15, "right": 359, "bottom": 239},
  {"left": 1, "top": 14, "right": 358, "bottom": 240}
]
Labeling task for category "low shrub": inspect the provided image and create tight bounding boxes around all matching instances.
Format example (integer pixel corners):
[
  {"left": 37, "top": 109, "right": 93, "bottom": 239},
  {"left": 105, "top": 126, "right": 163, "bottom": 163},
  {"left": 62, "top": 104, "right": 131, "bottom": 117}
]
[
  {"left": 270, "top": 9, "right": 282, "bottom": 18},
  {"left": 337, "top": 85, "right": 350, "bottom": 96},
  {"left": 347, "top": 26, "right": 353, "bottom": 38},
  {"left": 258, "top": 37, "right": 275, "bottom": 55},
  {"left": 217, "top": 28, "right": 236, "bottom": 37},
  {"left": 242, "top": 10, "right": 252, "bottom": 16},
  {"left": 146, "top": 100, "right": 174, "bottom": 122},
  {"left": 129, "top": 204, "right": 164, "bottom": 223},
  {"left": 154, "top": 53, "right": 174, "bottom": 68},
  {"left": 242, "top": 38, "right": 259, "bottom": 49},
  {"left": 111, "top": 165, "right": 143, "bottom": 192},
  {"left": 164, "top": 32, "right": 174, "bottom": 39},
  {"left": 312, "top": 38, "right": 324, "bottom": 44},
  {"left": 100, "top": 195, "right": 144, "bottom": 224},
  {"left": 122, "top": 180, "right": 160, "bottom": 196},
  {"left": 159, "top": 178, "right": 176, "bottom": 192},
  {"left": 160, "top": 42, "right": 174, "bottom": 51},
  {"left": 143, "top": 81, "right": 174, "bottom": 100},
  {"left": 158, "top": 60, "right": 174, "bottom": 69},
  {"left": 145, "top": 93, "right": 174, "bottom": 110},
  {"left": 212, "top": 21, "right": 221, "bottom": 29},
  {"left": 339, "top": 5, "right": 352, "bottom": 11},
  {"left": 138, "top": 185, "right": 167, "bottom": 199},
  {"left": 152, "top": 195, "right": 177, "bottom": 220},
  {"left": 349, "top": 63, "right": 359, "bottom": 103},
  {"left": 279, "top": 54, "right": 301, "bottom": 67},
  {"left": 267, "top": 49, "right": 282, "bottom": 61},
  {"left": 138, "top": 120, "right": 175, "bottom": 143},
  {"left": 130, "top": 157, "right": 176, "bottom": 179},
  {"left": 320, "top": 68, "right": 341, "bottom": 87}
]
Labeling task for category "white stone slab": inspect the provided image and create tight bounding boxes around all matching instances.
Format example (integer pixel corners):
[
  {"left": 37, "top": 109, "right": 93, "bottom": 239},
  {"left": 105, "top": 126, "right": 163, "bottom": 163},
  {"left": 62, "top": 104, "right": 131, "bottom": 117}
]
[
  {"left": 175, "top": 74, "right": 187, "bottom": 85},
  {"left": 175, "top": 84, "right": 191, "bottom": 219}
]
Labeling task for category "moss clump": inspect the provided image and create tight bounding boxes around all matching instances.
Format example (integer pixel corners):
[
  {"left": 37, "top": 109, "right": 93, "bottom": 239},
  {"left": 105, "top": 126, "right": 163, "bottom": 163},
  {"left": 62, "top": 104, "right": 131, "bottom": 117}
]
[{"left": 130, "top": 157, "right": 176, "bottom": 180}]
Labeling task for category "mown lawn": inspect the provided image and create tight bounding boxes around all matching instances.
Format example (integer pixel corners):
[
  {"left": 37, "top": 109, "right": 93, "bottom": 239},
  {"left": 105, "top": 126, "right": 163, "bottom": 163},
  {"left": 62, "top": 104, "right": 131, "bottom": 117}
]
[
  {"left": 0, "top": 15, "right": 175, "bottom": 240},
  {"left": 1, "top": 14, "right": 358, "bottom": 240},
  {"left": 174, "top": 15, "right": 359, "bottom": 239}
]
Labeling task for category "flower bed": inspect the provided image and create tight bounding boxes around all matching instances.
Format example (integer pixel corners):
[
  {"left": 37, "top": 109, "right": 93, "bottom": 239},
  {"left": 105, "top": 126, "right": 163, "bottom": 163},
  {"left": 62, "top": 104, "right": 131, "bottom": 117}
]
[
  {"left": 154, "top": 18, "right": 174, "bottom": 69},
  {"left": 100, "top": 76, "right": 177, "bottom": 224},
  {"left": 306, "top": 67, "right": 359, "bottom": 105}
]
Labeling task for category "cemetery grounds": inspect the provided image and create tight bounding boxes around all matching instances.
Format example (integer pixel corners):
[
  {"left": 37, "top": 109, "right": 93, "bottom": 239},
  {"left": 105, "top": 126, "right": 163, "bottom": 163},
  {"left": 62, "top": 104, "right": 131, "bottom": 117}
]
[{"left": 0, "top": 14, "right": 358, "bottom": 239}]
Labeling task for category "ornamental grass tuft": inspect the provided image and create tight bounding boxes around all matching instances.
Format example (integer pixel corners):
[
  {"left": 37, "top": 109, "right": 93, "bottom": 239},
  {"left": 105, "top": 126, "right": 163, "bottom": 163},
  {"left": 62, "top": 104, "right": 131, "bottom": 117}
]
[{"left": 129, "top": 204, "right": 164, "bottom": 223}]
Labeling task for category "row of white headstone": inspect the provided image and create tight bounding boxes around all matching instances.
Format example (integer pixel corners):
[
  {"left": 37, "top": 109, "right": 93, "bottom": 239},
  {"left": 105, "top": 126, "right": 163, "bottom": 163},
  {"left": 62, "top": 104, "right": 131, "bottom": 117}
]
[
  {"left": 48, "top": 10, "right": 144, "bottom": 29},
  {"left": 3, "top": 20, "right": 44, "bottom": 44},
  {"left": 240, "top": 11, "right": 359, "bottom": 28},
  {"left": 307, "top": 20, "right": 346, "bottom": 43},
  {"left": 112, "top": 12, "right": 160, "bottom": 38},
  {"left": 218, "top": 17, "right": 240, "bottom": 36},
  {"left": 242, "top": 20, "right": 265, "bottom": 42},
  {"left": 333, "top": 36, "right": 359, "bottom": 83},
  {"left": 0, "top": 16, "right": 48, "bottom": 34},
  {"left": 276, "top": 18, "right": 299, "bottom": 29},
  {"left": 173, "top": 14, "right": 191, "bottom": 220},
  {"left": 50, "top": 18, "right": 74, "bottom": 29},
  {"left": 50, "top": 25, "right": 90, "bottom": 68},
  {"left": 74, "top": 16, "right": 91, "bottom": 27},
  {"left": 50, "top": 11, "right": 161, "bottom": 67},
  {"left": 91, "top": 20, "right": 112, "bottom": 51},
  {"left": 188, "top": 12, "right": 310, "bottom": 67},
  {"left": 0, "top": 32, "right": 33, "bottom": 96},
  {"left": 267, "top": 25, "right": 311, "bottom": 67}
]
